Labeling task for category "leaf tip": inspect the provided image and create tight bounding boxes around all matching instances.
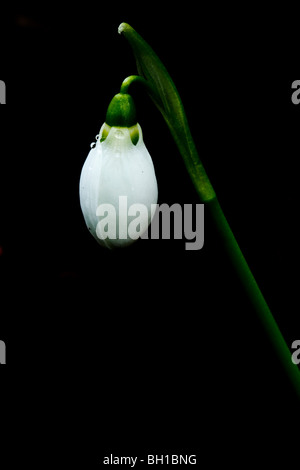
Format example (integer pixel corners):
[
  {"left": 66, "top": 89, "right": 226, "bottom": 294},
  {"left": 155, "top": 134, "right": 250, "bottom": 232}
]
[{"left": 118, "top": 23, "right": 129, "bottom": 35}]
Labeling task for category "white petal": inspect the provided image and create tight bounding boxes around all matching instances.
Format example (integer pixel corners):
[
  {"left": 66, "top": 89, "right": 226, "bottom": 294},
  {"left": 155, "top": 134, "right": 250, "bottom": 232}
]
[
  {"left": 79, "top": 127, "right": 106, "bottom": 246},
  {"left": 79, "top": 124, "right": 158, "bottom": 248}
]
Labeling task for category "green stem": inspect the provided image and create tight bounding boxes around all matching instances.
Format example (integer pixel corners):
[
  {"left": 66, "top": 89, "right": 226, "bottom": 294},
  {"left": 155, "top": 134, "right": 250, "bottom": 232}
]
[
  {"left": 120, "top": 75, "right": 152, "bottom": 95},
  {"left": 121, "top": 75, "right": 300, "bottom": 398},
  {"left": 117, "top": 22, "right": 300, "bottom": 399},
  {"left": 207, "top": 196, "right": 300, "bottom": 398}
]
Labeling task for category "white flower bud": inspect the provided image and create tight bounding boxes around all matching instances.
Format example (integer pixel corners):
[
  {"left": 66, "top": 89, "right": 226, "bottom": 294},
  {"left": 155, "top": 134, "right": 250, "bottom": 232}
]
[{"left": 79, "top": 123, "right": 158, "bottom": 248}]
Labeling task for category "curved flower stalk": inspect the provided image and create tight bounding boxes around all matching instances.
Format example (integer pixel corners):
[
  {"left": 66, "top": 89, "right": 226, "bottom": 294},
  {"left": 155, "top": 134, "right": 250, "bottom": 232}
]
[
  {"left": 117, "top": 23, "right": 300, "bottom": 396},
  {"left": 79, "top": 94, "right": 158, "bottom": 249}
]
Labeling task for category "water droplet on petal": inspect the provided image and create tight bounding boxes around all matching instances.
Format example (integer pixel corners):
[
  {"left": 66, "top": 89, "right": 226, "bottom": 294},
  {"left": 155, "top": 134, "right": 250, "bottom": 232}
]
[
  {"left": 115, "top": 130, "right": 125, "bottom": 139},
  {"left": 90, "top": 142, "right": 96, "bottom": 148}
]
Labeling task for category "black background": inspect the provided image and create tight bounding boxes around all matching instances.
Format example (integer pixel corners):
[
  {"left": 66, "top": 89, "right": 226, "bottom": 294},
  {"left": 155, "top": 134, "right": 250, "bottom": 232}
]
[{"left": 0, "top": 2, "right": 299, "bottom": 467}]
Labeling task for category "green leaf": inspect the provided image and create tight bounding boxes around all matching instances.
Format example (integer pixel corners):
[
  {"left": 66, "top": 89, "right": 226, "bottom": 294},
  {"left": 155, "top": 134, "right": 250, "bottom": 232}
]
[{"left": 118, "top": 22, "right": 215, "bottom": 202}]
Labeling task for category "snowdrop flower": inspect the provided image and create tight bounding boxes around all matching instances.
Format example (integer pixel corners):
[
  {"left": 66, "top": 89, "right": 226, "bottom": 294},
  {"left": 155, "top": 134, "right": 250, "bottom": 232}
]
[{"left": 79, "top": 93, "right": 158, "bottom": 248}]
